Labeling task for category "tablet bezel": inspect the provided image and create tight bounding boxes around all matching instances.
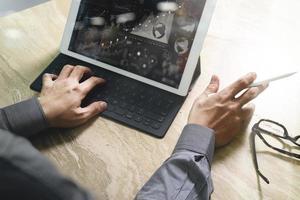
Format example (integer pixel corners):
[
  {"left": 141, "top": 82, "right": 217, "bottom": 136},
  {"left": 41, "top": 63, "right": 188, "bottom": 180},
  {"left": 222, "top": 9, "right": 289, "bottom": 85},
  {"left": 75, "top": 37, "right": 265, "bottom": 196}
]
[{"left": 60, "top": 0, "right": 216, "bottom": 96}]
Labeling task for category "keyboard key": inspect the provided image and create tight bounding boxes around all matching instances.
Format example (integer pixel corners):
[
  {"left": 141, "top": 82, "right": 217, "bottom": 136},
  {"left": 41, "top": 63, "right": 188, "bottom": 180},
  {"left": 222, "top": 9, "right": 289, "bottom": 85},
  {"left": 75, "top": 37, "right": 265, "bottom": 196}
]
[
  {"left": 103, "top": 97, "right": 110, "bottom": 102},
  {"left": 155, "top": 100, "right": 162, "bottom": 106},
  {"left": 134, "top": 115, "right": 143, "bottom": 123},
  {"left": 128, "top": 98, "right": 135, "bottom": 104},
  {"left": 103, "top": 90, "right": 109, "bottom": 95},
  {"left": 131, "top": 92, "right": 137, "bottom": 97},
  {"left": 120, "top": 95, "right": 127, "bottom": 100},
  {"left": 114, "top": 107, "right": 126, "bottom": 116},
  {"left": 147, "top": 97, "right": 154, "bottom": 104},
  {"left": 143, "top": 121, "right": 150, "bottom": 126},
  {"left": 160, "top": 110, "right": 168, "bottom": 116},
  {"left": 107, "top": 104, "right": 115, "bottom": 112},
  {"left": 157, "top": 116, "right": 165, "bottom": 123},
  {"left": 112, "top": 100, "right": 119, "bottom": 105},
  {"left": 115, "top": 86, "right": 121, "bottom": 92},
  {"left": 125, "top": 112, "right": 133, "bottom": 119},
  {"left": 168, "top": 99, "right": 175, "bottom": 104},
  {"left": 136, "top": 108, "right": 144, "bottom": 115},
  {"left": 137, "top": 101, "right": 145, "bottom": 107},
  {"left": 105, "top": 76, "right": 112, "bottom": 81},
  {"left": 127, "top": 105, "right": 135, "bottom": 112},
  {"left": 145, "top": 112, "right": 164, "bottom": 122},
  {"left": 151, "top": 122, "right": 161, "bottom": 130},
  {"left": 139, "top": 94, "right": 146, "bottom": 100},
  {"left": 130, "top": 85, "right": 137, "bottom": 90},
  {"left": 120, "top": 102, "right": 127, "bottom": 108},
  {"left": 136, "top": 88, "right": 145, "bottom": 94}
]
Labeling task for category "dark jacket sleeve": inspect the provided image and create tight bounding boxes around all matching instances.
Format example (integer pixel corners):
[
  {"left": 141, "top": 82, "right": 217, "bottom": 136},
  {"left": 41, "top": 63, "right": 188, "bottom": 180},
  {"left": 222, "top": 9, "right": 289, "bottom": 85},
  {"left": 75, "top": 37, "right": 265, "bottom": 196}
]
[
  {"left": 0, "top": 97, "right": 48, "bottom": 137},
  {"left": 135, "top": 124, "right": 215, "bottom": 200},
  {"left": 0, "top": 129, "right": 93, "bottom": 200},
  {"left": 0, "top": 98, "right": 93, "bottom": 200}
]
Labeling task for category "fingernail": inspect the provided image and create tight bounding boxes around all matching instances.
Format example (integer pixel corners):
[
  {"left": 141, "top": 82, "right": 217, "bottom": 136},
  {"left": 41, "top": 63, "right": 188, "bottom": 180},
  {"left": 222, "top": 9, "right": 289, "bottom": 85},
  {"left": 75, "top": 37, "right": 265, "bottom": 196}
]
[
  {"left": 100, "top": 102, "right": 107, "bottom": 109},
  {"left": 211, "top": 75, "right": 218, "bottom": 83},
  {"left": 248, "top": 72, "right": 257, "bottom": 78},
  {"left": 262, "top": 82, "right": 269, "bottom": 88}
]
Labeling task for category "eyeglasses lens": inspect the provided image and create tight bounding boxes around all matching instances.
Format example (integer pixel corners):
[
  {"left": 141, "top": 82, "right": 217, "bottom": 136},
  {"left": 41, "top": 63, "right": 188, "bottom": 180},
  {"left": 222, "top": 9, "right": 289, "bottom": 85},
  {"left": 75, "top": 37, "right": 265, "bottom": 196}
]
[
  {"left": 258, "top": 121, "right": 286, "bottom": 149},
  {"left": 258, "top": 121, "right": 285, "bottom": 137},
  {"left": 258, "top": 121, "right": 300, "bottom": 154}
]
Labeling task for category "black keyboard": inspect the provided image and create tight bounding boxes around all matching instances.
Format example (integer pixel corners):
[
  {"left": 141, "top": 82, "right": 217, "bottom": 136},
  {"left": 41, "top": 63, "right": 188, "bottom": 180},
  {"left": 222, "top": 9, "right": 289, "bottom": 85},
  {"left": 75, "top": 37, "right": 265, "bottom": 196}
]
[{"left": 30, "top": 54, "right": 186, "bottom": 138}]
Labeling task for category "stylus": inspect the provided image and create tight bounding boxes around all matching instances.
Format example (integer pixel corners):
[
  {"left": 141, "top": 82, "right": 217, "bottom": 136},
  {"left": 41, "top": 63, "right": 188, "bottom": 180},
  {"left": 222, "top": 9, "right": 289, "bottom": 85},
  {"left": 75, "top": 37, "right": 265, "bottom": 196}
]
[{"left": 249, "top": 71, "right": 298, "bottom": 87}]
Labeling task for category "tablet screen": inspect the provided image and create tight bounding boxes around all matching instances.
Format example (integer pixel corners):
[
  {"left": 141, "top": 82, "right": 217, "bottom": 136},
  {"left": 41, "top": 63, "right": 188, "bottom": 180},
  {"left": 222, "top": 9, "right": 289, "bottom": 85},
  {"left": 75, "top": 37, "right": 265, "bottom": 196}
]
[{"left": 68, "top": 0, "right": 206, "bottom": 88}]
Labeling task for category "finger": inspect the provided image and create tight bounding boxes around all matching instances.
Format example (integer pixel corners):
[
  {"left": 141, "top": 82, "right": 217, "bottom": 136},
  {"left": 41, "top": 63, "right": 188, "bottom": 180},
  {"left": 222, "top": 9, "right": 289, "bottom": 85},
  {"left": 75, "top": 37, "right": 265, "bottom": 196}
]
[
  {"left": 42, "top": 73, "right": 57, "bottom": 88},
  {"left": 236, "top": 83, "right": 268, "bottom": 106},
  {"left": 69, "top": 65, "right": 91, "bottom": 81},
  {"left": 203, "top": 75, "right": 220, "bottom": 96},
  {"left": 221, "top": 72, "right": 257, "bottom": 99},
  {"left": 80, "top": 77, "right": 106, "bottom": 96},
  {"left": 80, "top": 101, "right": 107, "bottom": 121},
  {"left": 57, "top": 65, "right": 74, "bottom": 80}
]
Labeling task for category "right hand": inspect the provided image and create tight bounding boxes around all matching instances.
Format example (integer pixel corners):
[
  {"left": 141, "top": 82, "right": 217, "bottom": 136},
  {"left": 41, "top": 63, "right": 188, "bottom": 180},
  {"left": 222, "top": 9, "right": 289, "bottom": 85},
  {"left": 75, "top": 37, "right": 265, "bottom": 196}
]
[{"left": 188, "top": 73, "right": 268, "bottom": 147}]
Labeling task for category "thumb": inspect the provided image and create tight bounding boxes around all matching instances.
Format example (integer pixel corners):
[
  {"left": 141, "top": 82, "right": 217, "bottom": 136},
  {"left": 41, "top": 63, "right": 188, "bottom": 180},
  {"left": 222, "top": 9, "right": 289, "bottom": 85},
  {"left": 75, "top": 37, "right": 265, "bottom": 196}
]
[
  {"left": 203, "top": 75, "right": 220, "bottom": 96},
  {"left": 83, "top": 101, "right": 107, "bottom": 119},
  {"left": 42, "top": 73, "right": 57, "bottom": 88}
]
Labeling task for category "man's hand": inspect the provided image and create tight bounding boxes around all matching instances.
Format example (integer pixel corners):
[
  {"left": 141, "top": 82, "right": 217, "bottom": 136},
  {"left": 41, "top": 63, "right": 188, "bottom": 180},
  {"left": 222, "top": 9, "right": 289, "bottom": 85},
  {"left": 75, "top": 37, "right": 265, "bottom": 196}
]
[
  {"left": 188, "top": 73, "right": 268, "bottom": 147},
  {"left": 38, "top": 65, "right": 107, "bottom": 128}
]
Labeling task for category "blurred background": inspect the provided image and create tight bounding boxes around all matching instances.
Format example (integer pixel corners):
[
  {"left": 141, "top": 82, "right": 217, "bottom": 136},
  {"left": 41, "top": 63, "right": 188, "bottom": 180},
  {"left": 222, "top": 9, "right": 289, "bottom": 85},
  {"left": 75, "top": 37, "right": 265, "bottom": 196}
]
[{"left": 0, "top": 0, "right": 49, "bottom": 17}]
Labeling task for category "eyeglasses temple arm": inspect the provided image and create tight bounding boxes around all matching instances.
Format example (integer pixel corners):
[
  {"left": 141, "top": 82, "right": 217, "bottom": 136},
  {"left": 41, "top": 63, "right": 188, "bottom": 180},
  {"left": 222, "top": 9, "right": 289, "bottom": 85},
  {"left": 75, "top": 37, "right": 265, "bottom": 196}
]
[{"left": 250, "top": 131, "right": 270, "bottom": 184}]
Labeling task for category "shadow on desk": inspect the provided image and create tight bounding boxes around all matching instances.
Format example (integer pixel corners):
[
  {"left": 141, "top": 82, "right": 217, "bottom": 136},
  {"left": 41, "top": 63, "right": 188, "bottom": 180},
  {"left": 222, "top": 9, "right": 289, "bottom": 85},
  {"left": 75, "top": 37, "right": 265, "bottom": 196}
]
[
  {"left": 30, "top": 118, "right": 97, "bottom": 151},
  {"left": 30, "top": 117, "right": 111, "bottom": 200},
  {"left": 257, "top": 151, "right": 300, "bottom": 165},
  {"left": 213, "top": 122, "right": 251, "bottom": 163},
  {"left": 254, "top": 151, "right": 300, "bottom": 200}
]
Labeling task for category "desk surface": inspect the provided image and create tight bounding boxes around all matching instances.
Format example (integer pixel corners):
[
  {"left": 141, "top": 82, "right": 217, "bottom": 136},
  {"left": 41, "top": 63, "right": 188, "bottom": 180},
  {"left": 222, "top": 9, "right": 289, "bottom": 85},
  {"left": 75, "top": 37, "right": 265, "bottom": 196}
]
[{"left": 0, "top": 0, "right": 299, "bottom": 199}]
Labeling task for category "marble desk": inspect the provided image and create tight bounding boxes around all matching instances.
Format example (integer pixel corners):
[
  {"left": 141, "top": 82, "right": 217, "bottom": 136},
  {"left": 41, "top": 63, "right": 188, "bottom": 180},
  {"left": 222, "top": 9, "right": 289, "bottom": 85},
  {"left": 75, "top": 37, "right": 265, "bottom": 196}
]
[{"left": 0, "top": 0, "right": 299, "bottom": 199}]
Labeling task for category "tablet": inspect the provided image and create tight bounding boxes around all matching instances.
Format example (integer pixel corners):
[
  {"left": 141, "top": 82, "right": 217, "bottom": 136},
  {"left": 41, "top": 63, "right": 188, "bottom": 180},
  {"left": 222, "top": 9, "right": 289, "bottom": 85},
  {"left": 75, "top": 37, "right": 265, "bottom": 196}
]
[{"left": 60, "top": 0, "right": 217, "bottom": 96}]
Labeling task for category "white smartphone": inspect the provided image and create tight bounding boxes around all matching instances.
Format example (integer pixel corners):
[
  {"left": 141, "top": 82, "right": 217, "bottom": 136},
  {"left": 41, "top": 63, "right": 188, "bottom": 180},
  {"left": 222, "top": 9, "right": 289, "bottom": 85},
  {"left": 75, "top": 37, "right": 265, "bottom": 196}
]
[{"left": 249, "top": 72, "right": 297, "bottom": 87}]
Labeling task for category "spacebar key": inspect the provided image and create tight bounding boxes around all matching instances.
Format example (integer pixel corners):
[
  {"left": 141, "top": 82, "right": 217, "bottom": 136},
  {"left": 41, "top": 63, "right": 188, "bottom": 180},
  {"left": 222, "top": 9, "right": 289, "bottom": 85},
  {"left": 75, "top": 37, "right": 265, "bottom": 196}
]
[
  {"left": 144, "top": 112, "right": 163, "bottom": 121},
  {"left": 114, "top": 107, "right": 126, "bottom": 116}
]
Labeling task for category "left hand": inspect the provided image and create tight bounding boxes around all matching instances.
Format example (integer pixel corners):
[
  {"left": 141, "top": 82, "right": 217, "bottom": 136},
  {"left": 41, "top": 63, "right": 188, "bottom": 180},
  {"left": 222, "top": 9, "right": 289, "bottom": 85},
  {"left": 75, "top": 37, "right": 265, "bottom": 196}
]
[{"left": 38, "top": 65, "right": 107, "bottom": 128}]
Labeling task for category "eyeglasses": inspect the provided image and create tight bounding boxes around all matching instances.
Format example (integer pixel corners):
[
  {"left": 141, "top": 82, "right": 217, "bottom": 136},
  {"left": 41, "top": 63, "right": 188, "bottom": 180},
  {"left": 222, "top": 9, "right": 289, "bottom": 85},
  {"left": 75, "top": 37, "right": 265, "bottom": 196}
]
[{"left": 250, "top": 119, "right": 300, "bottom": 184}]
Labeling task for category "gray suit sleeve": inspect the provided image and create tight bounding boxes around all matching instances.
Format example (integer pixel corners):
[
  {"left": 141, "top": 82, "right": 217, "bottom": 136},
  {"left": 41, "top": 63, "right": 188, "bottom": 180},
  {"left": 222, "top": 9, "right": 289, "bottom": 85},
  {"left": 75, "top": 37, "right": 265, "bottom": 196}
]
[
  {"left": 0, "top": 129, "right": 93, "bottom": 200},
  {"left": 0, "top": 99, "right": 92, "bottom": 199},
  {"left": 0, "top": 97, "right": 49, "bottom": 137},
  {"left": 135, "top": 124, "right": 215, "bottom": 200}
]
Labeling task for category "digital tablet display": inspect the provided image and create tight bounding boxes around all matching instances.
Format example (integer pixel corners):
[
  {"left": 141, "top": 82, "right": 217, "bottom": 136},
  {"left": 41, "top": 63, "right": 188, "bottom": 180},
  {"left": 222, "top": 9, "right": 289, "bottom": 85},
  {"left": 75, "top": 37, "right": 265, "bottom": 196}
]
[{"left": 68, "top": 0, "right": 206, "bottom": 88}]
